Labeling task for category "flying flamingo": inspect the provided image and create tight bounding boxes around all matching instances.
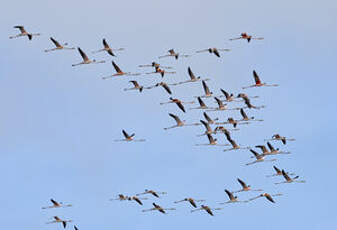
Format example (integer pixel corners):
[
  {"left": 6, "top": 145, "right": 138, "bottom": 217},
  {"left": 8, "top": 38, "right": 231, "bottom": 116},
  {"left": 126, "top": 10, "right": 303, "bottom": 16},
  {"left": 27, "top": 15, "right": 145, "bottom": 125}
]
[
  {"left": 216, "top": 117, "right": 250, "bottom": 128},
  {"left": 110, "top": 194, "right": 148, "bottom": 205},
  {"left": 139, "top": 62, "right": 173, "bottom": 69},
  {"left": 102, "top": 61, "right": 140, "bottom": 79},
  {"left": 159, "top": 97, "right": 187, "bottom": 113},
  {"left": 195, "top": 133, "right": 229, "bottom": 146},
  {"left": 246, "top": 149, "right": 276, "bottom": 165},
  {"left": 142, "top": 203, "right": 176, "bottom": 214},
  {"left": 172, "top": 67, "right": 210, "bottom": 86},
  {"left": 232, "top": 178, "right": 263, "bottom": 193},
  {"left": 9, "top": 26, "right": 41, "bottom": 40},
  {"left": 196, "top": 80, "right": 213, "bottom": 98},
  {"left": 160, "top": 97, "right": 194, "bottom": 107},
  {"left": 214, "top": 126, "right": 235, "bottom": 140},
  {"left": 266, "top": 142, "right": 291, "bottom": 155},
  {"left": 191, "top": 205, "right": 222, "bottom": 216},
  {"left": 229, "top": 33, "right": 264, "bottom": 43},
  {"left": 72, "top": 47, "right": 105, "bottom": 67},
  {"left": 46, "top": 216, "right": 72, "bottom": 229},
  {"left": 197, "top": 119, "right": 215, "bottom": 136},
  {"left": 218, "top": 89, "right": 238, "bottom": 102},
  {"left": 145, "top": 82, "right": 172, "bottom": 95},
  {"left": 114, "top": 130, "right": 145, "bottom": 142},
  {"left": 123, "top": 80, "right": 143, "bottom": 92},
  {"left": 248, "top": 193, "right": 283, "bottom": 203},
  {"left": 158, "top": 49, "right": 191, "bottom": 60},
  {"left": 219, "top": 189, "right": 248, "bottom": 204},
  {"left": 44, "top": 37, "right": 75, "bottom": 52},
  {"left": 275, "top": 170, "right": 306, "bottom": 185},
  {"left": 196, "top": 47, "right": 230, "bottom": 57},
  {"left": 238, "top": 94, "right": 265, "bottom": 110},
  {"left": 242, "top": 70, "right": 278, "bottom": 89},
  {"left": 238, "top": 108, "right": 263, "bottom": 122},
  {"left": 92, "top": 38, "right": 124, "bottom": 56},
  {"left": 266, "top": 166, "right": 295, "bottom": 178},
  {"left": 136, "top": 189, "right": 167, "bottom": 198},
  {"left": 207, "top": 97, "right": 241, "bottom": 112},
  {"left": 42, "top": 199, "right": 72, "bottom": 209},
  {"left": 164, "top": 113, "right": 200, "bottom": 130},
  {"left": 190, "top": 97, "right": 209, "bottom": 110},
  {"left": 265, "top": 134, "right": 295, "bottom": 145},
  {"left": 223, "top": 139, "right": 251, "bottom": 152},
  {"left": 174, "top": 198, "right": 205, "bottom": 208},
  {"left": 203, "top": 112, "right": 219, "bottom": 124},
  {"left": 146, "top": 66, "right": 176, "bottom": 78}
]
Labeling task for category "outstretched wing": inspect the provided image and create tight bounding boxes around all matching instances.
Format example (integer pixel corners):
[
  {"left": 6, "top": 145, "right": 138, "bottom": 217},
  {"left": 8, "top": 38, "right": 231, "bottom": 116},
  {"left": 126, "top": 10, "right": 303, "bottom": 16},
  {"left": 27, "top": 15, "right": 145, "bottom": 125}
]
[
  {"left": 122, "top": 130, "right": 130, "bottom": 139},
  {"left": 240, "top": 108, "right": 248, "bottom": 119},
  {"left": 197, "top": 97, "right": 206, "bottom": 107},
  {"left": 221, "top": 89, "right": 230, "bottom": 99},
  {"left": 282, "top": 170, "right": 292, "bottom": 181},
  {"left": 267, "top": 142, "right": 275, "bottom": 152},
  {"left": 225, "top": 189, "right": 234, "bottom": 200},
  {"left": 14, "top": 25, "right": 26, "bottom": 33},
  {"left": 78, "top": 47, "right": 89, "bottom": 61},
  {"left": 253, "top": 70, "right": 261, "bottom": 85},
  {"left": 103, "top": 38, "right": 109, "bottom": 48},
  {"left": 50, "top": 37, "right": 61, "bottom": 47},
  {"left": 129, "top": 80, "right": 139, "bottom": 88},
  {"left": 237, "top": 178, "right": 247, "bottom": 188},
  {"left": 50, "top": 199, "right": 59, "bottom": 206},
  {"left": 203, "top": 112, "right": 212, "bottom": 123},
  {"left": 273, "top": 165, "right": 281, "bottom": 174},
  {"left": 176, "top": 102, "right": 186, "bottom": 113},
  {"left": 161, "top": 83, "right": 172, "bottom": 95},
  {"left": 213, "top": 48, "right": 220, "bottom": 57},
  {"left": 265, "top": 194, "right": 275, "bottom": 203},
  {"left": 202, "top": 80, "right": 210, "bottom": 94},
  {"left": 169, "top": 113, "right": 182, "bottom": 124},
  {"left": 250, "top": 149, "right": 259, "bottom": 158},
  {"left": 188, "top": 67, "right": 196, "bottom": 80},
  {"left": 112, "top": 61, "right": 123, "bottom": 73}
]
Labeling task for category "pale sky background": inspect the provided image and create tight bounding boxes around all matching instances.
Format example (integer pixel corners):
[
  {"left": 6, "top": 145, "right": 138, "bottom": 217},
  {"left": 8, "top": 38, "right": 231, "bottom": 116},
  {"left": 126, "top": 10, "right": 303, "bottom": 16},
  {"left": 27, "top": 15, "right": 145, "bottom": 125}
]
[{"left": 1, "top": 0, "right": 337, "bottom": 229}]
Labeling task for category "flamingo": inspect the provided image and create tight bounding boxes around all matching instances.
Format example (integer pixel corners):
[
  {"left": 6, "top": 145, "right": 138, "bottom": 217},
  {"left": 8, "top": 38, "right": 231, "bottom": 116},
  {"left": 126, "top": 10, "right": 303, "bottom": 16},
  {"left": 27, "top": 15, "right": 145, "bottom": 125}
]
[
  {"left": 223, "top": 139, "right": 251, "bottom": 152},
  {"left": 109, "top": 194, "right": 129, "bottom": 201},
  {"left": 9, "top": 26, "right": 40, "bottom": 40},
  {"left": 197, "top": 119, "right": 215, "bottom": 136},
  {"left": 102, "top": 61, "right": 140, "bottom": 79},
  {"left": 164, "top": 113, "right": 200, "bottom": 130},
  {"left": 190, "top": 97, "right": 209, "bottom": 110},
  {"left": 196, "top": 47, "right": 230, "bottom": 57},
  {"left": 232, "top": 178, "right": 263, "bottom": 193},
  {"left": 172, "top": 67, "right": 210, "bottom": 86},
  {"left": 127, "top": 196, "right": 147, "bottom": 206},
  {"left": 196, "top": 80, "right": 213, "bottom": 98},
  {"left": 139, "top": 62, "right": 173, "bottom": 69},
  {"left": 246, "top": 149, "right": 276, "bottom": 165},
  {"left": 72, "top": 47, "right": 105, "bottom": 66},
  {"left": 219, "top": 189, "right": 248, "bottom": 204},
  {"left": 216, "top": 117, "right": 250, "bottom": 128},
  {"left": 203, "top": 112, "right": 219, "bottom": 124},
  {"left": 44, "top": 37, "right": 75, "bottom": 52},
  {"left": 191, "top": 205, "right": 222, "bottom": 216},
  {"left": 275, "top": 170, "right": 306, "bottom": 185},
  {"left": 195, "top": 133, "right": 229, "bottom": 146},
  {"left": 92, "top": 38, "right": 124, "bottom": 56},
  {"left": 46, "top": 216, "right": 72, "bottom": 229},
  {"left": 237, "top": 94, "right": 265, "bottom": 110},
  {"left": 266, "top": 166, "right": 295, "bottom": 177},
  {"left": 248, "top": 193, "right": 283, "bottom": 203},
  {"left": 218, "top": 89, "right": 238, "bottom": 102},
  {"left": 142, "top": 203, "right": 175, "bottom": 214},
  {"left": 146, "top": 66, "right": 176, "bottom": 78},
  {"left": 265, "top": 134, "right": 295, "bottom": 145},
  {"left": 42, "top": 199, "right": 72, "bottom": 209},
  {"left": 114, "top": 130, "right": 145, "bottom": 142},
  {"left": 229, "top": 33, "right": 264, "bottom": 43},
  {"left": 158, "top": 49, "right": 191, "bottom": 60},
  {"left": 145, "top": 82, "right": 172, "bottom": 95},
  {"left": 214, "top": 126, "right": 234, "bottom": 140},
  {"left": 242, "top": 70, "right": 278, "bottom": 89},
  {"left": 160, "top": 97, "right": 194, "bottom": 107},
  {"left": 136, "top": 189, "right": 167, "bottom": 198},
  {"left": 123, "top": 80, "right": 143, "bottom": 92},
  {"left": 266, "top": 142, "right": 291, "bottom": 155},
  {"left": 207, "top": 97, "right": 241, "bottom": 112},
  {"left": 159, "top": 97, "right": 187, "bottom": 113},
  {"left": 174, "top": 198, "right": 205, "bottom": 208},
  {"left": 239, "top": 108, "right": 263, "bottom": 122}
]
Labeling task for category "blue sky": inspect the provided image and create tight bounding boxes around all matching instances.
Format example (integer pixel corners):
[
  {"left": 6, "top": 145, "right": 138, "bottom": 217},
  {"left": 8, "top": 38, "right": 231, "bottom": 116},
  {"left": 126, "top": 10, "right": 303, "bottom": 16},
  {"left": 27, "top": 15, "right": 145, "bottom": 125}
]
[{"left": 1, "top": 0, "right": 336, "bottom": 229}]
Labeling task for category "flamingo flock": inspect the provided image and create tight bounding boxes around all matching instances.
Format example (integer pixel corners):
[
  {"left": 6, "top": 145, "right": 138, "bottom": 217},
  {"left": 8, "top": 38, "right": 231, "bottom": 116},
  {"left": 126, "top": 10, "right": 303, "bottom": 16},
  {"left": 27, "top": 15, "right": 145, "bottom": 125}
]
[{"left": 10, "top": 23, "right": 305, "bottom": 226}]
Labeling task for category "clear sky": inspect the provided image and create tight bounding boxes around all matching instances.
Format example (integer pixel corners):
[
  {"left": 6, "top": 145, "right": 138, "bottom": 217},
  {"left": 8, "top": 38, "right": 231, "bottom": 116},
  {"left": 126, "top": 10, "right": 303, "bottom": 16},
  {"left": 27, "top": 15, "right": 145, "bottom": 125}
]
[{"left": 1, "top": 0, "right": 336, "bottom": 229}]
